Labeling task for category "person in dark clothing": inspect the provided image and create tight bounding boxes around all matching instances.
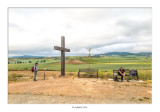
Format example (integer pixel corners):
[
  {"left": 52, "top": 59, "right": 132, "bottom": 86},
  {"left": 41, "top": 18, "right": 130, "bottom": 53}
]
[{"left": 118, "top": 67, "right": 125, "bottom": 81}]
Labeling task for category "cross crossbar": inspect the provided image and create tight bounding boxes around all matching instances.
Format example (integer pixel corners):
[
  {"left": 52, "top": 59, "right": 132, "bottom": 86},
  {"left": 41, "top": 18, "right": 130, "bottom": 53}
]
[{"left": 54, "top": 46, "right": 70, "bottom": 52}]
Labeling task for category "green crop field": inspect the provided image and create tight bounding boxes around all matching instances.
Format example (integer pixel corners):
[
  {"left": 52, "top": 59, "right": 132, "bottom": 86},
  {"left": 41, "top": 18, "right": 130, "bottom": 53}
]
[{"left": 8, "top": 55, "right": 152, "bottom": 80}]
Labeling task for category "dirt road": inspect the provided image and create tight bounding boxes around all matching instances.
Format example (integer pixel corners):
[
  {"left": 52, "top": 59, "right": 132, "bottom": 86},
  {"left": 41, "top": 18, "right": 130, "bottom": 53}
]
[{"left": 8, "top": 71, "right": 152, "bottom": 104}]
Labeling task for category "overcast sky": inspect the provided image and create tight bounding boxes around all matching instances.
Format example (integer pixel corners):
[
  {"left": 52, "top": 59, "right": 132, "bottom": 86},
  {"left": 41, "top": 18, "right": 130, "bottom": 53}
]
[{"left": 9, "top": 8, "right": 152, "bottom": 57}]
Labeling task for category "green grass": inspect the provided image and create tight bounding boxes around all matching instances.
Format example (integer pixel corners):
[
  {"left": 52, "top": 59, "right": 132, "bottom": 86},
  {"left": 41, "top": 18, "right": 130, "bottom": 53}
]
[
  {"left": 8, "top": 55, "right": 152, "bottom": 80},
  {"left": 78, "top": 55, "right": 152, "bottom": 64},
  {"left": 138, "top": 70, "right": 152, "bottom": 80},
  {"left": 8, "top": 63, "right": 152, "bottom": 72}
]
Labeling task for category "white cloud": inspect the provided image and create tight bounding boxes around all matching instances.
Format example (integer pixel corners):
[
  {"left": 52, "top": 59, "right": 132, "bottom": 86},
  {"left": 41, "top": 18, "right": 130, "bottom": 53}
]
[{"left": 9, "top": 8, "right": 152, "bottom": 57}]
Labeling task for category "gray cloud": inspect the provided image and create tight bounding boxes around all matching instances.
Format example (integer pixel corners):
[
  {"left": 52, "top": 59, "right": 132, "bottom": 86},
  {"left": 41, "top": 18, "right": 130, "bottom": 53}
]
[
  {"left": 117, "top": 18, "right": 152, "bottom": 38},
  {"left": 8, "top": 8, "right": 152, "bottom": 57}
]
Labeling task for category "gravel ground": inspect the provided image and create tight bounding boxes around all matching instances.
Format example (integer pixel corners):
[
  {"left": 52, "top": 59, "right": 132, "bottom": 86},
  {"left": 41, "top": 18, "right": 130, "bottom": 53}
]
[
  {"left": 8, "top": 93, "right": 150, "bottom": 104},
  {"left": 8, "top": 71, "right": 152, "bottom": 104}
]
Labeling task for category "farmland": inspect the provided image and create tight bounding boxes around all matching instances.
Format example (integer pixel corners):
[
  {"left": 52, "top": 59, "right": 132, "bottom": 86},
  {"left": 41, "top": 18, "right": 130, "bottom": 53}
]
[
  {"left": 8, "top": 55, "right": 152, "bottom": 80},
  {"left": 8, "top": 55, "right": 152, "bottom": 71}
]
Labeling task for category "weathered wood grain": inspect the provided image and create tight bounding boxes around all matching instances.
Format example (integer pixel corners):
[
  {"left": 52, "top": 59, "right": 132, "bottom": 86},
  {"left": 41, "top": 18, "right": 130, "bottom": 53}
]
[{"left": 54, "top": 36, "right": 70, "bottom": 76}]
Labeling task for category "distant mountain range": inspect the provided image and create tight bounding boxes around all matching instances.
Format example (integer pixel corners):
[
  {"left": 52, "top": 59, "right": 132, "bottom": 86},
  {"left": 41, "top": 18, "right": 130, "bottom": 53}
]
[
  {"left": 10, "top": 55, "right": 44, "bottom": 58},
  {"left": 9, "top": 52, "right": 152, "bottom": 58},
  {"left": 94, "top": 52, "right": 152, "bottom": 56}
]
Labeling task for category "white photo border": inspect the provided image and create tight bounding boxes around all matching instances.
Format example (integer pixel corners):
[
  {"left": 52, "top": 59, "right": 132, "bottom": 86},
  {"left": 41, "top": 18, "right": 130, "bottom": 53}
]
[{"left": 0, "top": 0, "right": 159, "bottom": 112}]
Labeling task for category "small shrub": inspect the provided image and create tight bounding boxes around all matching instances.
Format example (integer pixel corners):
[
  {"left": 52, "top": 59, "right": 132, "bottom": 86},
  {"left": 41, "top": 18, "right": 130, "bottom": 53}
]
[
  {"left": 98, "top": 70, "right": 104, "bottom": 78},
  {"left": 143, "top": 97, "right": 150, "bottom": 100},
  {"left": 138, "top": 98, "right": 144, "bottom": 101},
  {"left": 67, "top": 73, "right": 74, "bottom": 76},
  {"left": 24, "top": 67, "right": 28, "bottom": 70},
  {"left": 8, "top": 73, "right": 23, "bottom": 82},
  {"left": 146, "top": 80, "right": 152, "bottom": 83},
  {"left": 105, "top": 71, "right": 113, "bottom": 78}
]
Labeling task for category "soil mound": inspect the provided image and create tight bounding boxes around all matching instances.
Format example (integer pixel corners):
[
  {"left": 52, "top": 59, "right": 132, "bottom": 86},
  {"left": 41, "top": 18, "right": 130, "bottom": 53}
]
[{"left": 56, "top": 60, "right": 86, "bottom": 64}]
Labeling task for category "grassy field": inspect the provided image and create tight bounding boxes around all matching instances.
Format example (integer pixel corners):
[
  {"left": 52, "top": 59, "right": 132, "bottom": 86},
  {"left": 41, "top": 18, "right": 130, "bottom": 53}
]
[{"left": 8, "top": 55, "right": 152, "bottom": 80}]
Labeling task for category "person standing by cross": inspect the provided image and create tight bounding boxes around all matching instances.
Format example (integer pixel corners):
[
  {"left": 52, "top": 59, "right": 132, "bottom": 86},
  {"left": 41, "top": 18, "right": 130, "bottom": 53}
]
[
  {"left": 33, "top": 63, "right": 38, "bottom": 81},
  {"left": 54, "top": 36, "right": 70, "bottom": 76}
]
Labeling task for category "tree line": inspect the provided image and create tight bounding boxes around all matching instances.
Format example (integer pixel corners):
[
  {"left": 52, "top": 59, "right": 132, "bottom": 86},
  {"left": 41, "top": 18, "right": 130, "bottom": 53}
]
[{"left": 8, "top": 60, "right": 46, "bottom": 64}]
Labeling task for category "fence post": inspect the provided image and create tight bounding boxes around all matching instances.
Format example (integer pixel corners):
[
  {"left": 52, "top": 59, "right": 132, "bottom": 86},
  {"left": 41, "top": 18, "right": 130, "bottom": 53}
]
[
  {"left": 97, "top": 69, "right": 98, "bottom": 79},
  {"left": 44, "top": 70, "right": 45, "bottom": 80},
  {"left": 44, "top": 68, "right": 46, "bottom": 80}
]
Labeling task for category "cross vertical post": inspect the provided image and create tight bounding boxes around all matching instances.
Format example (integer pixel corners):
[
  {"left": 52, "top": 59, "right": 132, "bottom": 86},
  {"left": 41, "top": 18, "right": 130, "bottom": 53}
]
[
  {"left": 54, "top": 36, "right": 70, "bottom": 76},
  {"left": 61, "top": 36, "right": 65, "bottom": 76}
]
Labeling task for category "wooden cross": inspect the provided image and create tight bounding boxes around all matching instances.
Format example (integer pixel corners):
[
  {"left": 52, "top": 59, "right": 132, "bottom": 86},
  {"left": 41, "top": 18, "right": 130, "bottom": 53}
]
[{"left": 54, "top": 36, "right": 70, "bottom": 76}]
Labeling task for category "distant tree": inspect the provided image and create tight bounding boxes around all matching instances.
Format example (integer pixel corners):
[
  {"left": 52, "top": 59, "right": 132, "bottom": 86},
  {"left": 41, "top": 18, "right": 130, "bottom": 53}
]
[
  {"left": 29, "top": 61, "right": 32, "bottom": 63},
  {"left": 24, "top": 67, "right": 28, "bottom": 70},
  {"left": 18, "top": 61, "right": 22, "bottom": 64}
]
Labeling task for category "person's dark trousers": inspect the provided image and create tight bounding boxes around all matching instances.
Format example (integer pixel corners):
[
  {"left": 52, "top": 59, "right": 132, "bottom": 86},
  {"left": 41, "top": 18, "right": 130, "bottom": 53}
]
[{"left": 118, "top": 72, "right": 123, "bottom": 81}]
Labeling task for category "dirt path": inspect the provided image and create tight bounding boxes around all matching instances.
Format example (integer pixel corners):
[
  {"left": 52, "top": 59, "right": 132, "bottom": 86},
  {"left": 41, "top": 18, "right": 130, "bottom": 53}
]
[
  {"left": 8, "top": 93, "right": 150, "bottom": 104},
  {"left": 8, "top": 71, "right": 152, "bottom": 104}
]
